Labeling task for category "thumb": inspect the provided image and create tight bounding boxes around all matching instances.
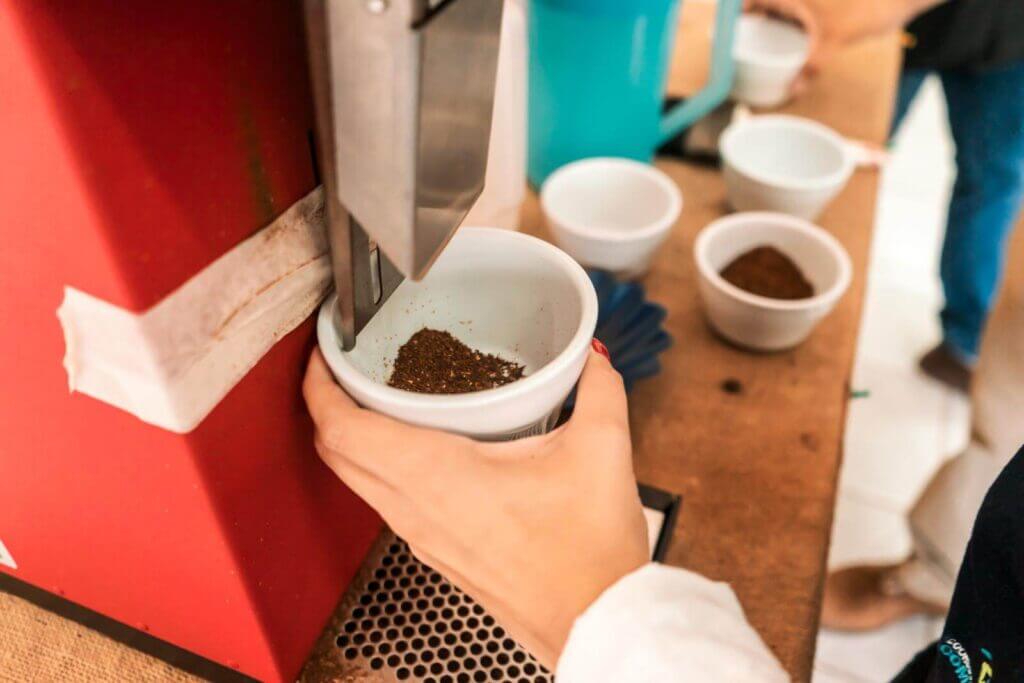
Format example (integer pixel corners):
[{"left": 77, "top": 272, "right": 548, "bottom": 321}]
[{"left": 567, "top": 346, "right": 629, "bottom": 435}]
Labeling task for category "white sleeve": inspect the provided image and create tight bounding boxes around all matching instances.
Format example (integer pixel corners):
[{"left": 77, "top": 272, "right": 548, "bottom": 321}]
[{"left": 556, "top": 563, "right": 790, "bottom": 682}]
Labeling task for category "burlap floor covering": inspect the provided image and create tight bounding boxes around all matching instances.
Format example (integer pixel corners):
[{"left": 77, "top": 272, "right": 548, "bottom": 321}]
[{"left": 0, "top": 591, "right": 198, "bottom": 682}]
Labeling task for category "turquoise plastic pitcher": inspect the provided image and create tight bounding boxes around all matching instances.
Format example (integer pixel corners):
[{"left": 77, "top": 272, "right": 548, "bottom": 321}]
[{"left": 528, "top": 0, "right": 740, "bottom": 186}]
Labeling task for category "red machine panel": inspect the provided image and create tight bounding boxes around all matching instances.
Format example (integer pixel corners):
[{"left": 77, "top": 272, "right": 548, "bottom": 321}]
[{"left": 0, "top": 2, "right": 380, "bottom": 680}]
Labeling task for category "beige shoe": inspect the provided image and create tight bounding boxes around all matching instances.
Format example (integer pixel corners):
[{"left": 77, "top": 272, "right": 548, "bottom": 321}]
[{"left": 821, "top": 564, "right": 947, "bottom": 631}]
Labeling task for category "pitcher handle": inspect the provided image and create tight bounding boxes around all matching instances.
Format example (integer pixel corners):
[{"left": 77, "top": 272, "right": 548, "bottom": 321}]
[{"left": 658, "top": 0, "right": 741, "bottom": 145}]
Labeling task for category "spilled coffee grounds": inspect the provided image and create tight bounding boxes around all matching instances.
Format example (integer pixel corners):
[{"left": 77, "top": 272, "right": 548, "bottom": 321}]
[
  {"left": 388, "top": 328, "right": 525, "bottom": 394},
  {"left": 720, "top": 246, "right": 814, "bottom": 300}
]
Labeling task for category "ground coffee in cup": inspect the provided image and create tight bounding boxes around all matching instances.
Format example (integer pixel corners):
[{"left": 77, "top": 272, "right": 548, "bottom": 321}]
[
  {"left": 388, "top": 328, "right": 526, "bottom": 395},
  {"left": 720, "top": 245, "right": 814, "bottom": 300}
]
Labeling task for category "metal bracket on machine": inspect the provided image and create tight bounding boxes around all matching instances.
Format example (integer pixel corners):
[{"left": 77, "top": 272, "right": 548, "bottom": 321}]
[{"left": 304, "top": 0, "right": 505, "bottom": 349}]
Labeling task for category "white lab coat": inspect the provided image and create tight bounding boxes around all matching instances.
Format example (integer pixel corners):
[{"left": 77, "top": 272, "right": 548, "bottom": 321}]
[{"left": 557, "top": 563, "right": 790, "bottom": 681}]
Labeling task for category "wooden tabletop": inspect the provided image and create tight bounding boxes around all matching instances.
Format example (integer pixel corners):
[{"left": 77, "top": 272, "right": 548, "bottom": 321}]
[
  {"left": 565, "top": 5, "right": 898, "bottom": 678},
  {"left": 0, "top": 4, "right": 900, "bottom": 682}
]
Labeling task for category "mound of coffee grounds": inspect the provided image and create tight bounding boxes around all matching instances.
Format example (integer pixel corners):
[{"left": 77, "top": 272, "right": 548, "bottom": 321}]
[
  {"left": 720, "top": 246, "right": 814, "bottom": 300},
  {"left": 388, "top": 328, "right": 525, "bottom": 394}
]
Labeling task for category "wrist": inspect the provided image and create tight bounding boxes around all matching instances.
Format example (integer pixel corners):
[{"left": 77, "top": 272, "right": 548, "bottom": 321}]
[{"left": 541, "top": 556, "right": 649, "bottom": 667}]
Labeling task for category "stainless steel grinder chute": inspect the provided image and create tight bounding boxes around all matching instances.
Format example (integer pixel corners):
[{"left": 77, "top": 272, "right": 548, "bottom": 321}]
[{"left": 305, "top": 0, "right": 505, "bottom": 349}]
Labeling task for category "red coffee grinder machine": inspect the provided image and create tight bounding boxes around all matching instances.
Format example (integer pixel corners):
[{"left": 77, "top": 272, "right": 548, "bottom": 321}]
[{"left": 0, "top": 1, "right": 502, "bottom": 680}]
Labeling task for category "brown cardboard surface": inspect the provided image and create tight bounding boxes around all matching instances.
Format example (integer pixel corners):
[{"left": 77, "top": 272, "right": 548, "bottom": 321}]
[
  {"left": 629, "top": 11, "right": 900, "bottom": 679},
  {"left": 533, "top": 11, "right": 900, "bottom": 679},
  {"left": 0, "top": 5, "right": 900, "bottom": 682},
  {"left": 516, "top": 5, "right": 899, "bottom": 677}
]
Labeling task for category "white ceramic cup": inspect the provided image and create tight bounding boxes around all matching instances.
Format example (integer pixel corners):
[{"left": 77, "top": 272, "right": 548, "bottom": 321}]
[
  {"left": 720, "top": 114, "right": 854, "bottom": 221},
  {"left": 694, "top": 212, "right": 852, "bottom": 351},
  {"left": 317, "top": 227, "right": 598, "bottom": 440},
  {"left": 540, "top": 157, "right": 683, "bottom": 279},
  {"left": 731, "top": 14, "right": 810, "bottom": 108}
]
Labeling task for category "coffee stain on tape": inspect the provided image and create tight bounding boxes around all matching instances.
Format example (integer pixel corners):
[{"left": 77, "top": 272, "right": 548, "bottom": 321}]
[{"left": 57, "top": 188, "right": 330, "bottom": 433}]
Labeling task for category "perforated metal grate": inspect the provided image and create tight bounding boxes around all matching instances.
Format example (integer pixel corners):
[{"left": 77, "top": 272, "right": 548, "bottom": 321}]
[{"left": 334, "top": 539, "right": 552, "bottom": 683}]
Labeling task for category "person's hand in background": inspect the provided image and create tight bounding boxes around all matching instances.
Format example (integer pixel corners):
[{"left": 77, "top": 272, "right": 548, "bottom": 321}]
[
  {"left": 743, "top": 0, "right": 944, "bottom": 94},
  {"left": 303, "top": 345, "right": 649, "bottom": 669},
  {"left": 743, "top": 0, "right": 822, "bottom": 95}
]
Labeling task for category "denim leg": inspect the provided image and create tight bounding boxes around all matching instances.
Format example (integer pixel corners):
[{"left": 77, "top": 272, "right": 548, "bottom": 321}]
[
  {"left": 939, "top": 62, "right": 1024, "bottom": 361},
  {"left": 890, "top": 68, "right": 930, "bottom": 139}
]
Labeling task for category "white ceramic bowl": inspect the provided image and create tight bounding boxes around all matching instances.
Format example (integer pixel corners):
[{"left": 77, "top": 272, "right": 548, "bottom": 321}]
[
  {"left": 540, "top": 157, "right": 683, "bottom": 279},
  {"left": 731, "top": 14, "right": 809, "bottom": 108},
  {"left": 720, "top": 115, "right": 854, "bottom": 220},
  {"left": 694, "top": 212, "right": 852, "bottom": 351},
  {"left": 317, "top": 227, "right": 598, "bottom": 440}
]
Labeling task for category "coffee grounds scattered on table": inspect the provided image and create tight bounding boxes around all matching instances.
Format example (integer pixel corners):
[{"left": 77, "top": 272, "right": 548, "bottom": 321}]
[
  {"left": 720, "top": 246, "right": 814, "bottom": 300},
  {"left": 388, "top": 328, "right": 525, "bottom": 394}
]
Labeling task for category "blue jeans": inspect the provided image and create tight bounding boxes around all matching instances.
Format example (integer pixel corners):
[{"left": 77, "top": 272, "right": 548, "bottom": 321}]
[{"left": 892, "top": 63, "right": 1024, "bottom": 363}]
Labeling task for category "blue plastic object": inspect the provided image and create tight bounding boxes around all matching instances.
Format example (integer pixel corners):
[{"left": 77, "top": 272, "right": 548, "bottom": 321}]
[
  {"left": 527, "top": 0, "right": 741, "bottom": 186},
  {"left": 564, "top": 271, "right": 673, "bottom": 411}
]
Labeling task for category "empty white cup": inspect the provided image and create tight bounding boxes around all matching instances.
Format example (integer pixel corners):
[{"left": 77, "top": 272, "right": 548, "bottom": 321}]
[
  {"left": 731, "top": 14, "right": 810, "bottom": 108},
  {"left": 720, "top": 115, "right": 854, "bottom": 220},
  {"left": 317, "top": 227, "right": 598, "bottom": 441},
  {"left": 540, "top": 158, "right": 683, "bottom": 279},
  {"left": 694, "top": 212, "right": 852, "bottom": 351}
]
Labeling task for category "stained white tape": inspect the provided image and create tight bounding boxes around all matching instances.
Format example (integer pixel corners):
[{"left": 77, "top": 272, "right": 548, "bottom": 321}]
[
  {"left": 57, "top": 188, "right": 331, "bottom": 433},
  {"left": 0, "top": 537, "right": 16, "bottom": 570}
]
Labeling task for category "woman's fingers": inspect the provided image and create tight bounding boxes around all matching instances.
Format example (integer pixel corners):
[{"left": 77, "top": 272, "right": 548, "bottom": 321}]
[
  {"left": 303, "top": 352, "right": 483, "bottom": 501},
  {"left": 302, "top": 349, "right": 358, "bottom": 425},
  {"left": 313, "top": 435, "right": 397, "bottom": 505},
  {"left": 303, "top": 350, "right": 421, "bottom": 453}
]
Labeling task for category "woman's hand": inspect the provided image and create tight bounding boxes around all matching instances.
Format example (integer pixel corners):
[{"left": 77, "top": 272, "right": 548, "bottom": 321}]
[{"left": 303, "top": 345, "right": 650, "bottom": 669}]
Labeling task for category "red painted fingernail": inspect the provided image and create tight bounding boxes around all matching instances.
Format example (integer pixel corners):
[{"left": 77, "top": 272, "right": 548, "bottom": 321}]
[{"left": 591, "top": 338, "right": 610, "bottom": 360}]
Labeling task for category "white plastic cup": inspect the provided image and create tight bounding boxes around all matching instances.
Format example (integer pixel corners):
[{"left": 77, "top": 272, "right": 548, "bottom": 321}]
[
  {"left": 540, "top": 157, "right": 683, "bottom": 279},
  {"left": 731, "top": 14, "right": 809, "bottom": 108},
  {"left": 317, "top": 227, "right": 598, "bottom": 440},
  {"left": 694, "top": 212, "right": 852, "bottom": 351},
  {"left": 720, "top": 115, "right": 854, "bottom": 221}
]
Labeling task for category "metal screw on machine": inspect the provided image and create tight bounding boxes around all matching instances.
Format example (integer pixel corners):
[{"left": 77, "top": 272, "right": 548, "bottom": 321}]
[{"left": 304, "top": 0, "right": 505, "bottom": 350}]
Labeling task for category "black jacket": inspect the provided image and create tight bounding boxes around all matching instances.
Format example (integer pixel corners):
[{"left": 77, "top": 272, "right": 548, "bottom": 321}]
[{"left": 905, "top": 0, "right": 1024, "bottom": 72}]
